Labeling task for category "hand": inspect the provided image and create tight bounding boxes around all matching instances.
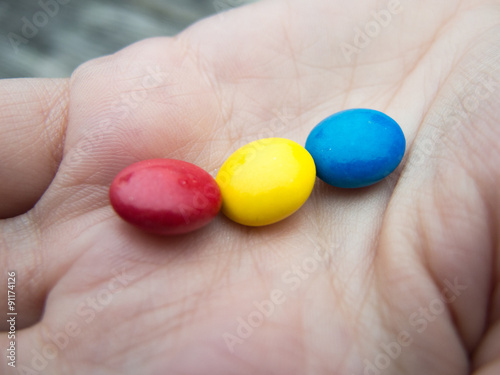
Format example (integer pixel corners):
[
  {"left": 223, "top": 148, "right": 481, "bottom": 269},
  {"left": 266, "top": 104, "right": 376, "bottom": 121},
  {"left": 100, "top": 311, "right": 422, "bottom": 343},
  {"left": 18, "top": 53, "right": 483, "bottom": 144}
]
[{"left": 1, "top": 0, "right": 499, "bottom": 374}]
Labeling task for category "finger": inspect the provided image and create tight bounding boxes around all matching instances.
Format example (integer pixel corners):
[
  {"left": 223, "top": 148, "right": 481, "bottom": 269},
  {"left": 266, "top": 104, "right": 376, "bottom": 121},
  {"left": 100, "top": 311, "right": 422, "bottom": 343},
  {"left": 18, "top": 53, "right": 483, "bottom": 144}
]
[
  {"left": 0, "top": 78, "right": 69, "bottom": 218},
  {"left": 0, "top": 41, "right": 223, "bottom": 332}
]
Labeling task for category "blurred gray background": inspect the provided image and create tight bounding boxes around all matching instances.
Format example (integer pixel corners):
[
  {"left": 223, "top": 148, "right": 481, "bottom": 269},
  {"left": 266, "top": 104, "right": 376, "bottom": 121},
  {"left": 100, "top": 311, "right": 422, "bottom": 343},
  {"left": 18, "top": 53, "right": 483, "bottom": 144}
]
[{"left": 0, "top": 0, "right": 256, "bottom": 78}]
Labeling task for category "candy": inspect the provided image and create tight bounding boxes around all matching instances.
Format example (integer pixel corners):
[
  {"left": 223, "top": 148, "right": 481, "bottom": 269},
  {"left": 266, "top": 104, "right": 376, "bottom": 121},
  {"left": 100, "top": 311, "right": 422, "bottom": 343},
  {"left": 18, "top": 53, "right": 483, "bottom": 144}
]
[
  {"left": 305, "top": 109, "right": 406, "bottom": 188},
  {"left": 109, "top": 159, "right": 222, "bottom": 235},
  {"left": 216, "top": 138, "right": 316, "bottom": 226}
]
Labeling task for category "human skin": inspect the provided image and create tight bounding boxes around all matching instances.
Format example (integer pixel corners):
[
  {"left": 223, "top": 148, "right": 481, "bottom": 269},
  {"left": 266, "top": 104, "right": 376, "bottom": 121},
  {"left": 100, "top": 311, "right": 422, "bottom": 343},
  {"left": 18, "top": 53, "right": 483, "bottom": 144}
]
[{"left": 0, "top": 0, "right": 499, "bottom": 374}]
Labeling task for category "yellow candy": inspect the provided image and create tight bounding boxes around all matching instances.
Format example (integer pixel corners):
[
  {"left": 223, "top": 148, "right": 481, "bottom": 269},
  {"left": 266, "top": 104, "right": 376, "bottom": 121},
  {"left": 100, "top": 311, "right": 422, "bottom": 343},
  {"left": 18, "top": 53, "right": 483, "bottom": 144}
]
[{"left": 216, "top": 138, "right": 316, "bottom": 226}]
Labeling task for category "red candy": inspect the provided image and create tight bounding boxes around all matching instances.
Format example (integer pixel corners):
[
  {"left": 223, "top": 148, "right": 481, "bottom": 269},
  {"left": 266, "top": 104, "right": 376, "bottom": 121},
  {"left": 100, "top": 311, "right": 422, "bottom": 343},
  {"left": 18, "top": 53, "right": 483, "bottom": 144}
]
[{"left": 109, "top": 159, "right": 222, "bottom": 235}]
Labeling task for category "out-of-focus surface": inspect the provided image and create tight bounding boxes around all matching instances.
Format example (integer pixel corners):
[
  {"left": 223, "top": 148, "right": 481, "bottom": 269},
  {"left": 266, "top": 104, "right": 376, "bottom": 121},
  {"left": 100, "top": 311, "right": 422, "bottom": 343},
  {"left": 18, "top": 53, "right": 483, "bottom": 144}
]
[{"left": 0, "top": 0, "right": 256, "bottom": 78}]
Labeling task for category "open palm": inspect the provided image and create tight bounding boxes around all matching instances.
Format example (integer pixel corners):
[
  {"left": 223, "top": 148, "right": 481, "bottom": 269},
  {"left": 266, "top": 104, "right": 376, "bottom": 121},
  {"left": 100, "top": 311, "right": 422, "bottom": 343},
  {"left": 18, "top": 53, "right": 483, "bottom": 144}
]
[{"left": 1, "top": 0, "right": 500, "bottom": 374}]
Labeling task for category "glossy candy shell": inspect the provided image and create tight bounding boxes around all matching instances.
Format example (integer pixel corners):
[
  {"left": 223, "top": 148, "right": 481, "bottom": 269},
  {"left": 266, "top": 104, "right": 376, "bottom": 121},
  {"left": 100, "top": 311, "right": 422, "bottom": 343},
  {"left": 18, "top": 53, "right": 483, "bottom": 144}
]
[
  {"left": 305, "top": 109, "right": 406, "bottom": 188},
  {"left": 216, "top": 138, "right": 316, "bottom": 226},
  {"left": 109, "top": 159, "right": 222, "bottom": 235}
]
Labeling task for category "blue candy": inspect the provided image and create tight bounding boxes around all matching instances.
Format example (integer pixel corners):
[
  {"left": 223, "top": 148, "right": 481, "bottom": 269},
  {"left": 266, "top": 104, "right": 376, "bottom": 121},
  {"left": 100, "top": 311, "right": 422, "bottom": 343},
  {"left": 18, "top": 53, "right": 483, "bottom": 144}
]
[{"left": 305, "top": 109, "right": 406, "bottom": 188}]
